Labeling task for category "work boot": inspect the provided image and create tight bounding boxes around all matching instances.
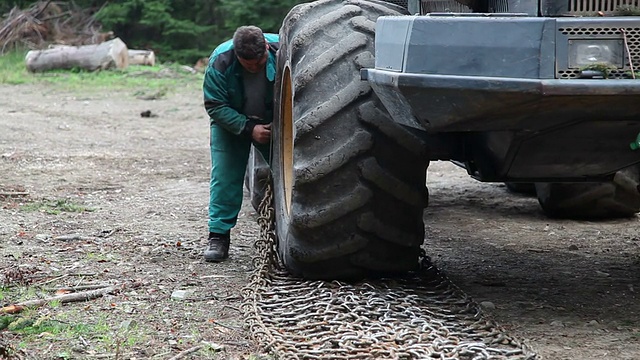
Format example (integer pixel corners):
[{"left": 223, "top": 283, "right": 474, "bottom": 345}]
[{"left": 203, "top": 232, "right": 230, "bottom": 262}]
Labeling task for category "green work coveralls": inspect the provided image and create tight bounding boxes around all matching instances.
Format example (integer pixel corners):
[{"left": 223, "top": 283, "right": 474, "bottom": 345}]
[{"left": 203, "top": 34, "right": 279, "bottom": 234}]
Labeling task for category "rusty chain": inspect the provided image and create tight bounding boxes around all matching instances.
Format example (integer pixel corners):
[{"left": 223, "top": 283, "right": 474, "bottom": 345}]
[{"left": 241, "top": 181, "right": 537, "bottom": 359}]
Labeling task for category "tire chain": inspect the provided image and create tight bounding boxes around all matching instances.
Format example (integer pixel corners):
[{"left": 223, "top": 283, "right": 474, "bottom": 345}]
[{"left": 241, "top": 180, "right": 537, "bottom": 359}]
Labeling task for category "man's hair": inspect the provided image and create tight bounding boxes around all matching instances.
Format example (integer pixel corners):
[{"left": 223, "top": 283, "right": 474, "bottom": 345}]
[{"left": 233, "top": 26, "right": 266, "bottom": 60}]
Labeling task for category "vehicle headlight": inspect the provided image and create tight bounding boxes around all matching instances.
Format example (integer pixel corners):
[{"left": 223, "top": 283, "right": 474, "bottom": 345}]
[{"left": 568, "top": 39, "right": 623, "bottom": 68}]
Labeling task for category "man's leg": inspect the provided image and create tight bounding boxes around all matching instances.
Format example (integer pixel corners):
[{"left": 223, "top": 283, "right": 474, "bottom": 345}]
[{"left": 205, "top": 123, "right": 251, "bottom": 261}]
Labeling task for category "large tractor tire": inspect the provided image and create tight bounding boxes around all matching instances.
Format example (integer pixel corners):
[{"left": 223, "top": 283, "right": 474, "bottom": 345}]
[
  {"left": 272, "top": 0, "right": 429, "bottom": 280},
  {"left": 535, "top": 165, "right": 640, "bottom": 219}
]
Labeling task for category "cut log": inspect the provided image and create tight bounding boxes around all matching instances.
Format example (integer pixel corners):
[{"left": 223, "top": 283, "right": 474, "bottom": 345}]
[
  {"left": 128, "top": 49, "right": 156, "bottom": 66},
  {"left": 25, "top": 37, "right": 129, "bottom": 72}
]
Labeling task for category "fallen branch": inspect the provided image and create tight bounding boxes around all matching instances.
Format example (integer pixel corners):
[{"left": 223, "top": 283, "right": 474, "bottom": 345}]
[
  {"left": 99, "top": 228, "right": 118, "bottom": 238},
  {"left": 0, "top": 285, "right": 117, "bottom": 314},
  {"left": 53, "top": 233, "right": 96, "bottom": 241},
  {"left": 33, "top": 273, "right": 69, "bottom": 286},
  {"left": 32, "top": 272, "right": 98, "bottom": 287},
  {"left": 0, "top": 192, "right": 29, "bottom": 197},
  {"left": 14, "top": 273, "right": 93, "bottom": 287},
  {"left": 188, "top": 294, "right": 241, "bottom": 302},
  {"left": 85, "top": 352, "right": 137, "bottom": 359},
  {"left": 1, "top": 1, "right": 111, "bottom": 53},
  {"left": 48, "top": 283, "right": 112, "bottom": 292},
  {"left": 207, "top": 319, "right": 241, "bottom": 331},
  {"left": 32, "top": 0, "right": 54, "bottom": 19},
  {"left": 167, "top": 345, "right": 204, "bottom": 360}
]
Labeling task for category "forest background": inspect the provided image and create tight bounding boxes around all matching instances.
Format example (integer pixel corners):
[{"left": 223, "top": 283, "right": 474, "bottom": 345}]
[{"left": 0, "top": 0, "right": 307, "bottom": 64}]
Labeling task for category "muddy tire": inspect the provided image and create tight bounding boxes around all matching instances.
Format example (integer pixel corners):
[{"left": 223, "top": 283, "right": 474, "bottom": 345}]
[
  {"left": 272, "top": 0, "right": 428, "bottom": 280},
  {"left": 535, "top": 165, "right": 640, "bottom": 219}
]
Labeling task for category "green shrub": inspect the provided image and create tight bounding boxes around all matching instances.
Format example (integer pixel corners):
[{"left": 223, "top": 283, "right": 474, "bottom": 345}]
[{"left": 3, "top": 0, "right": 307, "bottom": 64}]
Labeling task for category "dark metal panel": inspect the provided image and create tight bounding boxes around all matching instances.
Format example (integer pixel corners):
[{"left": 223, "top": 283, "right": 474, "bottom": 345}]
[
  {"left": 402, "top": 16, "right": 556, "bottom": 79},
  {"left": 374, "top": 16, "right": 414, "bottom": 72},
  {"left": 505, "top": 0, "right": 538, "bottom": 15},
  {"left": 507, "top": 120, "right": 640, "bottom": 179},
  {"left": 366, "top": 68, "right": 640, "bottom": 132},
  {"left": 542, "top": 0, "right": 640, "bottom": 16}
]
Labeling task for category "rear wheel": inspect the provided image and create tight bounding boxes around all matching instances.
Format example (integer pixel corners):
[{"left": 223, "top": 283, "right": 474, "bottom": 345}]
[
  {"left": 535, "top": 165, "right": 640, "bottom": 219},
  {"left": 273, "top": 0, "right": 428, "bottom": 280}
]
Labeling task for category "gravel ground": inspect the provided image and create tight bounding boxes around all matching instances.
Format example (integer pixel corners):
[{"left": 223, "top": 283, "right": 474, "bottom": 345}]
[{"left": 0, "top": 81, "right": 638, "bottom": 359}]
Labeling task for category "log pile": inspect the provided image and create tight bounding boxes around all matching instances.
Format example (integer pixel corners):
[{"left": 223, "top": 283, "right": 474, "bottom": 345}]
[
  {"left": 25, "top": 38, "right": 129, "bottom": 72},
  {"left": 128, "top": 49, "right": 156, "bottom": 67},
  {"left": 1, "top": 1, "right": 158, "bottom": 72},
  {"left": 0, "top": 1, "right": 111, "bottom": 54}
]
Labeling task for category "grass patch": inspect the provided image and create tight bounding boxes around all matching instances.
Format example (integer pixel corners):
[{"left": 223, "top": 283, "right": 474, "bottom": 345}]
[
  {"left": 4, "top": 307, "right": 145, "bottom": 355},
  {"left": 625, "top": 71, "right": 640, "bottom": 79},
  {"left": 0, "top": 50, "right": 30, "bottom": 85},
  {"left": 7, "top": 317, "right": 89, "bottom": 335},
  {"left": 20, "top": 199, "right": 93, "bottom": 215},
  {"left": 617, "top": 5, "right": 640, "bottom": 15},
  {"left": 0, "top": 49, "right": 202, "bottom": 93}
]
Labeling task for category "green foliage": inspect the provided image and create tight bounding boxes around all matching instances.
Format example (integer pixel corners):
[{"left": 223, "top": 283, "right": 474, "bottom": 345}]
[
  {"left": 0, "top": 315, "right": 16, "bottom": 330},
  {"left": 93, "top": 0, "right": 306, "bottom": 63},
  {"left": 220, "top": 0, "right": 307, "bottom": 34},
  {"left": 0, "top": 49, "right": 202, "bottom": 94},
  {"left": 7, "top": 317, "right": 35, "bottom": 332},
  {"left": 0, "top": 1, "right": 34, "bottom": 15},
  {"left": 3, "top": 0, "right": 307, "bottom": 64},
  {"left": 0, "top": 51, "right": 29, "bottom": 84},
  {"left": 20, "top": 199, "right": 93, "bottom": 215},
  {"left": 616, "top": 5, "right": 640, "bottom": 15},
  {"left": 94, "top": 0, "right": 219, "bottom": 63},
  {"left": 3, "top": 312, "right": 125, "bottom": 351},
  {"left": 579, "top": 63, "right": 617, "bottom": 78}
]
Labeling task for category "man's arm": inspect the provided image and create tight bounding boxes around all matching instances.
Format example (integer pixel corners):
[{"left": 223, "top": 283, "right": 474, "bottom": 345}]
[{"left": 203, "top": 66, "right": 253, "bottom": 137}]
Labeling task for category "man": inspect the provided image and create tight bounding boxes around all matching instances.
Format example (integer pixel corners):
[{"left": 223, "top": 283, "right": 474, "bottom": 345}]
[{"left": 202, "top": 26, "right": 279, "bottom": 262}]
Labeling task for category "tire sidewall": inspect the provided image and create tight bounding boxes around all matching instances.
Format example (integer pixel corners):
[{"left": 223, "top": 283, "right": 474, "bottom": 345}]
[{"left": 272, "top": 33, "right": 296, "bottom": 271}]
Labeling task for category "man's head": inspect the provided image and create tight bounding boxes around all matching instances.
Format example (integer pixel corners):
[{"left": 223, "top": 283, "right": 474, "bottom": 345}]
[{"left": 233, "top": 26, "right": 268, "bottom": 73}]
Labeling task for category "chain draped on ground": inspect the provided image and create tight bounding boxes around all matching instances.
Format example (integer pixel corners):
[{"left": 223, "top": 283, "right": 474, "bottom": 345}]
[{"left": 240, "top": 181, "right": 537, "bottom": 359}]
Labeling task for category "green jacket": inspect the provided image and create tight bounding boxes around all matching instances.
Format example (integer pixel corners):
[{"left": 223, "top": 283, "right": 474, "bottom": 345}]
[{"left": 203, "top": 33, "right": 279, "bottom": 136}]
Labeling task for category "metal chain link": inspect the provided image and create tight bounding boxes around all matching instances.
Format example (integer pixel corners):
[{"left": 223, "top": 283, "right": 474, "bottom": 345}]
[{"left": 241, "top": 180, "right": 537, "bottom": 359}]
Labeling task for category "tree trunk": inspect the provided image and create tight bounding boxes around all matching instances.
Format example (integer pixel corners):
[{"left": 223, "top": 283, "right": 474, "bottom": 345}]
[
  {"left": 25, "top": 38, "right": 129, "bottom": 72},
  {"left": 128, "top": 49, "right": 156, "bottom": 66}
]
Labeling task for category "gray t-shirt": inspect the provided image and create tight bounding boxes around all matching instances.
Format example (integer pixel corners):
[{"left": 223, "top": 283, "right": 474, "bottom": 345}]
[{"left": 243, "top": 67, "right": 267, "bottom": 121}]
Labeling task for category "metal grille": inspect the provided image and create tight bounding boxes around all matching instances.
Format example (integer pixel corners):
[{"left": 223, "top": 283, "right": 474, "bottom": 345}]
[
  {"left": 385, "top": 0, "right": 409, "bottom": 8},
  {"left": 488, "top": 0, "right": 510, "bottom": 12},
  {"left": 568, "top": 0, "right": 640, "bottom": 13},
  {"left": 558, "top": 26, "right": 640, "bottom": 35},
  {"left": 420, "top": 0, "right": 472, "bottom": 13},
  {"left": 557, "top": 26, "right": 640, "bottom": 79},
  {"left": 557, "top": 68, "right": 636, "bottom": 79}
]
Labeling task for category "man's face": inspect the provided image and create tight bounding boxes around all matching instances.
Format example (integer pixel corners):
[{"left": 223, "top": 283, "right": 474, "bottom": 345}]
[{"left": 237, "top": 52, "right": 268, "bottom": 74}]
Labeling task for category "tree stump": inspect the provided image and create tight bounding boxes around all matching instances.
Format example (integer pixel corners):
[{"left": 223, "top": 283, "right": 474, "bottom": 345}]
[
  {"left": 25, "top": 38, "right": 129, "bottom": 72},
  {"left": 128, "top": 50, "right": 156, "bottom": 66}
]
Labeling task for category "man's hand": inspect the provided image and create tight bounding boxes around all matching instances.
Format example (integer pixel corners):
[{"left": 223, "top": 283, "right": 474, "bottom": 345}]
[{"left": 252, "top": 123, "right": 271, "bottom": 144}]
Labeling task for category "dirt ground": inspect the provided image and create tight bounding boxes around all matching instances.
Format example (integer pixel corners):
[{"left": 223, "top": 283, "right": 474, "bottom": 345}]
[{"left": 0, "top": 80, "right": 638, "bottom": 360}]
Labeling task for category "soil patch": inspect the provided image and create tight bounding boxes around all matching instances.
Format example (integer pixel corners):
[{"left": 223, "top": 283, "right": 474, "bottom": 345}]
[{"left": 0, "top": 82, "right": 638, "bottom": 359}]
